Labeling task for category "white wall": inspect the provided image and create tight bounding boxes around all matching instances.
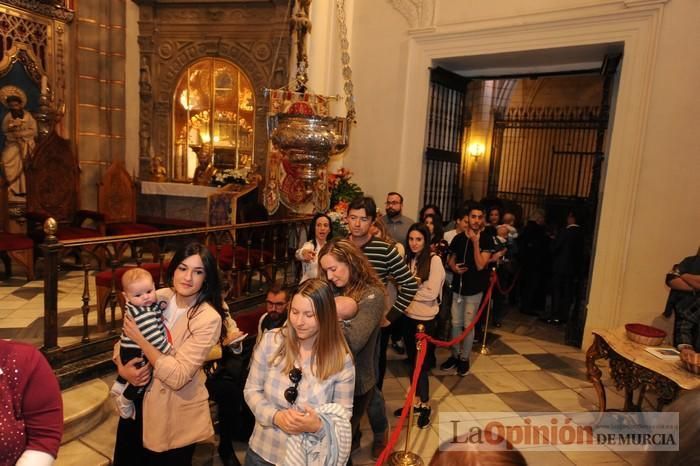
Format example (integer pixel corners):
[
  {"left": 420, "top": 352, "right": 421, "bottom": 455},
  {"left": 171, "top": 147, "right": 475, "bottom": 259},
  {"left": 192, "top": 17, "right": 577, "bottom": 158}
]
[
  {"left": 341, "top": 0, "right": 414, "bottom": 212},
  {"left": 613, "top": 0, "right": 700, "bottom": 334}
]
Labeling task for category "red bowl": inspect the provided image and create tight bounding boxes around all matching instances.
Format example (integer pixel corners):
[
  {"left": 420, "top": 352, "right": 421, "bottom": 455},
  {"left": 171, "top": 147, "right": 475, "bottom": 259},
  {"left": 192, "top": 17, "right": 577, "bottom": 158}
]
[
  {"left": 625, "top": 323, "right": 666, "bottom": 338},
  {"left": 625, "top": 323, "right": 666, "bottom": 346}
]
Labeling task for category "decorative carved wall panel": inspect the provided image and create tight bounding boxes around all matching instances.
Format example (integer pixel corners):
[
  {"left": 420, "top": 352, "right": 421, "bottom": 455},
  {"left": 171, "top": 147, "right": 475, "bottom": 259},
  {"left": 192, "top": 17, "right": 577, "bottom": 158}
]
[
  {"left": 0, "top": 12, "right": 50, "bottom": 70},
  {"left": 134, "top": 0, "right": 291, "bottom": 185},
  {"left": 0, "top": 0, "right": 74, "bottom": 22}
]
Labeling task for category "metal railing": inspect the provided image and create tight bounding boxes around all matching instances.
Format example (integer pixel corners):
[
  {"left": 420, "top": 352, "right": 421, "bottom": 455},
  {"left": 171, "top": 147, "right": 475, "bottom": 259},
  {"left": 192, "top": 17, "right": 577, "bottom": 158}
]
[{"left": 38, "top": 216, "right": 311, "bottom": 369}]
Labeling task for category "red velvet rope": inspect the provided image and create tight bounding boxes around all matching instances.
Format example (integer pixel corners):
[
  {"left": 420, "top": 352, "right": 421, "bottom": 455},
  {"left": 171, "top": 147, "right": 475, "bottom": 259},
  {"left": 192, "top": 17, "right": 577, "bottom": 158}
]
[
  {"left": 494, "top": 268, "right": 520, "bottom": 295},
  {"left": 375, "top": 271, "right": 497, "bottom": 464}
]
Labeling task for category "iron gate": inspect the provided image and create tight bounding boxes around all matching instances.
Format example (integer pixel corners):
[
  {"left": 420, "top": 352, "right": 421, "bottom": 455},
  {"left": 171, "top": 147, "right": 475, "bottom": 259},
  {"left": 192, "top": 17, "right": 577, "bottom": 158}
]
[
  {"left": 487, "top": 106, "right": 608, "bottom": 223},
  {"left": 422, "top": 67, "right": 469, "bottom": 223}
]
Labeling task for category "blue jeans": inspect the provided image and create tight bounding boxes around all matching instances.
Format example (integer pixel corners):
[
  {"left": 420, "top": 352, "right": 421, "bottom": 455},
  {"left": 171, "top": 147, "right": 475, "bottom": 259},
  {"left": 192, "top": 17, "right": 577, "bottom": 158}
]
[
  {"left": 366, "top": 385, "right": 388, "bottom": 435},
  {"left": 367, "top": 329, "right": 389, "bottom": 436},
  {"left": 450, "top": 291, "right": 483, "bottom": 359},
  {"left": 244, "top": 447, "right": 273, "bottom": 466}
]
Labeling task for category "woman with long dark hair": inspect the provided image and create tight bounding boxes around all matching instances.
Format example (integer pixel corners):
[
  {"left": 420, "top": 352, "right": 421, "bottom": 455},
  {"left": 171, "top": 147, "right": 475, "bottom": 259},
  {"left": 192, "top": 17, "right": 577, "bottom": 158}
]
[
  {"left": 419, "top": 204, "right": 443, "bottom": 223},
  {"left": 114, "top": 242, "right": 228, "bottom": 466},
  {"left": 485, "top": 206, "right": 503, "bottom": 236},
  {"left": 424, "top": 213, "right": 449, "bottom": 260},
  {"left": 244, "top": 279, "right": 355, "bottom": 466},
  {"left": 393, "top": 223, "right": 445, "bottom": 429},
  {"left": 296, "top": 212, "right": 333, "bottom": 283}
]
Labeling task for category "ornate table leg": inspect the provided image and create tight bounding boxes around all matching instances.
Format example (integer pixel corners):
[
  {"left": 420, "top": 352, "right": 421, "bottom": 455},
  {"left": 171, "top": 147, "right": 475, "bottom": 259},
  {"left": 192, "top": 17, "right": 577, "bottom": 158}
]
[
  {"left": 586, "top": 334, "right": 607, "bottom": 412},
  {"left": 654, "top": 379, "right": 679, "bottom": 411},
  {"left": 623, "top": 387, "right": 636, "bottom": 411}
]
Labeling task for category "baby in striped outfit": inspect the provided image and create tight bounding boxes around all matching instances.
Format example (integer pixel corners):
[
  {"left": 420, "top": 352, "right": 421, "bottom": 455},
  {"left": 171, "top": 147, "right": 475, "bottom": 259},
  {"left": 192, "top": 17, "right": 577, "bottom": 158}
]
[{"left": 110, "top": 268, "right": 172, "bottom": 419}]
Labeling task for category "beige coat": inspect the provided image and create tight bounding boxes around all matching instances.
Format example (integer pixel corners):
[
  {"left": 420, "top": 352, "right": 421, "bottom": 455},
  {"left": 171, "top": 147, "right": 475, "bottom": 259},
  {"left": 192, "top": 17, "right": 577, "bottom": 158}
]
[{"left": 142, "top": 288, "right": 222, "bottom": 452}]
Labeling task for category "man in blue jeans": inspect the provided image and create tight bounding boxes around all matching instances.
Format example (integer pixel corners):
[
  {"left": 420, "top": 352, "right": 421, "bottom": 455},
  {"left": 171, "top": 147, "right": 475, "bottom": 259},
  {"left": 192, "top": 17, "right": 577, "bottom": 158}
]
[{"left": 440, "top": 204, "right": 494, "bottom": 376}]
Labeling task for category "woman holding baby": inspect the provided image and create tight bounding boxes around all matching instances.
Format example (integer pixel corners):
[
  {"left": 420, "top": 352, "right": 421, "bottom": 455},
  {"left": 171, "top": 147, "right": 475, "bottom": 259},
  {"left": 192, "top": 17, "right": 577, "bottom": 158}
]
[
  {"left": 113, "top": 242, "right": 240, "bottom": 466},
  {"left": 317, "top": 239, "right": 386, "bottom": 459}
]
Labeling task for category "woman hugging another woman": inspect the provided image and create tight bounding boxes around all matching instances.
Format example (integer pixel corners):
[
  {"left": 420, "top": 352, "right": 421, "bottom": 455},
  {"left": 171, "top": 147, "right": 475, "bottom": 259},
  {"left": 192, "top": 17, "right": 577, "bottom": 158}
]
[{"left": 317, "top": 239, "right": 387, "bottom": 461}]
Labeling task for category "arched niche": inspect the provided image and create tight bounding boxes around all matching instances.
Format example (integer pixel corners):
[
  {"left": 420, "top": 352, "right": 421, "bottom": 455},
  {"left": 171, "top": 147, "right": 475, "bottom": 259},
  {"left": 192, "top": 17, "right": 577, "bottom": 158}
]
[
  {"left": 171, "top": 58, "right": 256, "bottom": 181},
  {"left": 135, "top": 0, "right": 291, "bottom": 184}
]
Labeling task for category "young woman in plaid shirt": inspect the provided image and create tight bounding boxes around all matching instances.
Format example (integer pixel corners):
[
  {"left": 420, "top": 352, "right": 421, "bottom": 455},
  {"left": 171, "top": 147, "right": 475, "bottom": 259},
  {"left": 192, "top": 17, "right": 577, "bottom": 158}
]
[{"left": 244, "top": 279, "right": 355, "bottom": 465}]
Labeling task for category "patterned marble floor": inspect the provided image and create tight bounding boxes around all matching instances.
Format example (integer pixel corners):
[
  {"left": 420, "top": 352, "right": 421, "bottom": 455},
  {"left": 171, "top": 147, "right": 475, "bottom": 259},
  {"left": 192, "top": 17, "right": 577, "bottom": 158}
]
[{"left": 1, "top": 269, "right": 648, "bottom": 465}]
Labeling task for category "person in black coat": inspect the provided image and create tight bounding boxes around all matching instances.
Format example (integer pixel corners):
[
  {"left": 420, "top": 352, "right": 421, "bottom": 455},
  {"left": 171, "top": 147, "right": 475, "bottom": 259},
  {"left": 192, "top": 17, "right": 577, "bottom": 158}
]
[
  {"left": 548, "top": 210, "right": 585, "bottom": 324},
  {"left": 664, "top": 251, "right": 700, "bottom": 348},
  {"left": 517, "top": 209, "right": 550, "bottom": 316}
]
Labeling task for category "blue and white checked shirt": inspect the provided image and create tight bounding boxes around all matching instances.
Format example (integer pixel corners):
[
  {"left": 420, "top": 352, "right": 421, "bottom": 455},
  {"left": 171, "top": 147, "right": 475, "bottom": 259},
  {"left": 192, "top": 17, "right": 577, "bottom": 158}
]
[{"left": 244, "top": 329, "right": 355, "bottom": 465}]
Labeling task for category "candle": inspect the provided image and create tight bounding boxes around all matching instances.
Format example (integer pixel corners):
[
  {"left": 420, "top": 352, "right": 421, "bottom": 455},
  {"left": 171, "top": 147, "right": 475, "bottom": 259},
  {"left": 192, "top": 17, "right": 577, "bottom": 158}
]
[{"left": 41, "top": 75, "right": 48, "bottom": 94}]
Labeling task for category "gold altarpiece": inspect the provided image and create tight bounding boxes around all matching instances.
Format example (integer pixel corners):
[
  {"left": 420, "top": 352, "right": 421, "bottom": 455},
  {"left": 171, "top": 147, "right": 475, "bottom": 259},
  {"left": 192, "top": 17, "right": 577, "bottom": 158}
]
[{"left": 134, "top": 0, "right": 291, "bottom": 184}]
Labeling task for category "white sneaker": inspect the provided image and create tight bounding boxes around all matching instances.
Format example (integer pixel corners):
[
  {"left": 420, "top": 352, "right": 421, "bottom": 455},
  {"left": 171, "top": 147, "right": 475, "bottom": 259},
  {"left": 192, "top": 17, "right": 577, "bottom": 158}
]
[
  {"left": 110, "top": 381, "right": 126, "bottom": 396},
  {"left": 115, "top": 394, "right": 135, "bottom": 420},
  {"left": 110, "top": 383, "right": 135, "bottom": 420}
]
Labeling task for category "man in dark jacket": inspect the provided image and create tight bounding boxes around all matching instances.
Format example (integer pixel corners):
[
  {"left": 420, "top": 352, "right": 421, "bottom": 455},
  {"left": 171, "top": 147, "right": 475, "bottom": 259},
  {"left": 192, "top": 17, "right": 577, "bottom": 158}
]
[
  {"left": 548, "top": 210, "right": 585, "bottom": 324},
  {"left": 517, "top": 209, "right": 550, "bottom": 315}
]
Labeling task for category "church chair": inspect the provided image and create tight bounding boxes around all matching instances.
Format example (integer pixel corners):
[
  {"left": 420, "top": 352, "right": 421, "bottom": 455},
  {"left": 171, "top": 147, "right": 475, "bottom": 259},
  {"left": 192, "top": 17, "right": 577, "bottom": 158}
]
[
  {"left": 0, "top": 181, "right": 34, "bottom": 281},
  {"left": 0, "top": 232, "right": 34, "bottom": 281},
  {"left": 97, "top": 161, "right": 160, "bottom": 260},
  {"left": 24, "top": 130, "right": 105, "bottom": 265}
]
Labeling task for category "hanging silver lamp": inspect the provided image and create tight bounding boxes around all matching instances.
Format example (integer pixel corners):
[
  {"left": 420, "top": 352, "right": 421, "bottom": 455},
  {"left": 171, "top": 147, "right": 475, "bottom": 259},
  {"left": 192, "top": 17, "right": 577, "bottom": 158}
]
[{"left": 268, "top": 0, "right": 355, "bottom": 184}]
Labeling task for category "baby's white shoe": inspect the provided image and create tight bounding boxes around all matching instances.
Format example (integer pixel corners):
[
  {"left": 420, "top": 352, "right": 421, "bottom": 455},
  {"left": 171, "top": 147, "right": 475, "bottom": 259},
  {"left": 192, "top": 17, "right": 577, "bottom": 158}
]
[{"left": 110, "top": 382, "right": 135, "bottom": 420}]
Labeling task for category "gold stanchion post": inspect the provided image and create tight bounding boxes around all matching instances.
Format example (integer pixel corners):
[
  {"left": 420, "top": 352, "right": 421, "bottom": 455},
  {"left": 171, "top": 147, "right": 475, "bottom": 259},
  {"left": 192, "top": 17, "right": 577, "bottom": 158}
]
[
  {"left": 479, "top": 288, "right": 493, "bottom": 355},
  {"left": 388, "top": 324, "right": 425, "bottom": 466}
]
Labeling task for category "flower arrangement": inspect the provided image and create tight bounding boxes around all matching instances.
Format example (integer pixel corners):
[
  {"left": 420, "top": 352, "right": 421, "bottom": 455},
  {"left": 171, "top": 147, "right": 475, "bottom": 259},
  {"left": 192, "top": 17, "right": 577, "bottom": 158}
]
[
  {"left": 328, "top": 205, "right": 349, "bottom": 238},
  {"left": 328, "top": 168, "right": 363, "bottom": 207},
  {"left": 211, "top": 168, "right": 249, "bottom": 187},
  {"left": 326, "top": 168, "right": 363, "bottom": 237}
]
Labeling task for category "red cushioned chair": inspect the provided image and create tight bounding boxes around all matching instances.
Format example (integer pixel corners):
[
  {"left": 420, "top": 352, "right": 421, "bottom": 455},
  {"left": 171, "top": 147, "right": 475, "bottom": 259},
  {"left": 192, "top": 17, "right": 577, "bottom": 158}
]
[
  {"left": 0, "top": 180, "right": 34, "bottom": 281},
  {"left": 208, "top": 244, "right": 274, "bottom": 270},
  {"left": 208, "top": 243, "right": 275, "bottom": 294},
  {"left": 232, "top": 304, "right": 267, "bottom": 338},
  {"left": 0, "top": 232, "right": 34, "bottom": 281}
]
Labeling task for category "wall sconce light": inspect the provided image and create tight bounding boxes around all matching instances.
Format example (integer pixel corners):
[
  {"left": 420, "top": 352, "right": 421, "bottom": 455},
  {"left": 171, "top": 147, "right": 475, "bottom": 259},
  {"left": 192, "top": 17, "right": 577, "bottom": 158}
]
[{"left": 468, "top": 142, "right": 485, "bottom": 158}]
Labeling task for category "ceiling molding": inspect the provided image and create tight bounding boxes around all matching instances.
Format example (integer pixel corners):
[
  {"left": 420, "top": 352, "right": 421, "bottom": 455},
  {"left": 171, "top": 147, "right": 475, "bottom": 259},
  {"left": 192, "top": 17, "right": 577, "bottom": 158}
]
[{"left": 388, "top": 0, "right": 435, "bottom": 29}]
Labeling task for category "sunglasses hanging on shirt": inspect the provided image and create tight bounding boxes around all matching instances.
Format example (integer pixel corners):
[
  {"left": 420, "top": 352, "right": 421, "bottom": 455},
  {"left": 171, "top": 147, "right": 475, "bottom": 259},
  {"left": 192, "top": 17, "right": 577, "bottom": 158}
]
[{"left": 284, "top": 367, "right": 302, "bottom": 405}]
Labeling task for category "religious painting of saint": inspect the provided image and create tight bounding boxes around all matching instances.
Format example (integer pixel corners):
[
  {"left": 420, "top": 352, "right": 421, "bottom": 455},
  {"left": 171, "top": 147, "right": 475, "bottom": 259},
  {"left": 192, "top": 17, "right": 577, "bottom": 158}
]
[{"left": 0, "top": 86, "right": 37, "bottom": 203}]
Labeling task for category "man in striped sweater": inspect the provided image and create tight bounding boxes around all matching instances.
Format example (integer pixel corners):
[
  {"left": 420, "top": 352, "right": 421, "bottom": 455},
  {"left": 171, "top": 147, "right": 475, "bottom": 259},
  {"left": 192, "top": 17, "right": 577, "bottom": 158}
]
[{"left": 347, "top": 196, "right": 419, "bottom": 459}]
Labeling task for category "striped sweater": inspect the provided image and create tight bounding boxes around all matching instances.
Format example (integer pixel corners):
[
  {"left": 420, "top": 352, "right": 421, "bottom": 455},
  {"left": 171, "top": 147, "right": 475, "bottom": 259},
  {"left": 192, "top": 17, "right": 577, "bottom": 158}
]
[
  {"left": 360, "top": 237, "right": 419, "bottom": 322},
  {"left": 119, "top": 301, "right": 172, "bottom": 353}
]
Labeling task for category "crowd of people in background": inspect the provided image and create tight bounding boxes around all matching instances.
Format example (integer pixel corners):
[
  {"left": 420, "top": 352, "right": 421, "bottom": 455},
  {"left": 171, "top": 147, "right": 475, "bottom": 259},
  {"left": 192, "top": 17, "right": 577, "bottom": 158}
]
[
  {"left": 104, "top": 192, "right": 594, "bottom": 466},
  {"left": 292, "top": 192, "right": 593, "bottom": 460},
  {"left": 10, "top": 189, "right": 700, "bottom": 466}
]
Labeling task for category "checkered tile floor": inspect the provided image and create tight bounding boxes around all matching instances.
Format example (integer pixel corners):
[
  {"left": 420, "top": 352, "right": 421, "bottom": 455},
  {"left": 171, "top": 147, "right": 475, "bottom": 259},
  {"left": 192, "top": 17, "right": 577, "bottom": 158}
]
[{"left": 1, "top": 271, "right": 647, "bottom": 465}]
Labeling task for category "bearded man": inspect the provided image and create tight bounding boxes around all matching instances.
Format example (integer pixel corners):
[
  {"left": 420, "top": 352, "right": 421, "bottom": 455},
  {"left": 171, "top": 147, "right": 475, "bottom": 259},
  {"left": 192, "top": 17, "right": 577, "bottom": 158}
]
[{"left": 381, "top": 191, "right": 414, "bottom": 248}]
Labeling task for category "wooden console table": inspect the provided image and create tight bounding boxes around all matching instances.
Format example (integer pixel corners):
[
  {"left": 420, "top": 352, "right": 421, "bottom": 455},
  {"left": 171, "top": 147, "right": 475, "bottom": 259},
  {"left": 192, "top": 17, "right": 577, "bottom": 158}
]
[{"left": 586, "top": 327, "right": 700, "bottom": 412}]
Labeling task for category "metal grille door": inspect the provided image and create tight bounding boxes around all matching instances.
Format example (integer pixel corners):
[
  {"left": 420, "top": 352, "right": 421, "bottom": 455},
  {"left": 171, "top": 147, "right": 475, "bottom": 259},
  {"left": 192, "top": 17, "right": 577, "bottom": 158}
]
[
  {"left": 422, "top": 67, "right": 469, "bottom": 222},
  {"left": 488, "top": 106, "right": 607, "bottom": 221}
]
